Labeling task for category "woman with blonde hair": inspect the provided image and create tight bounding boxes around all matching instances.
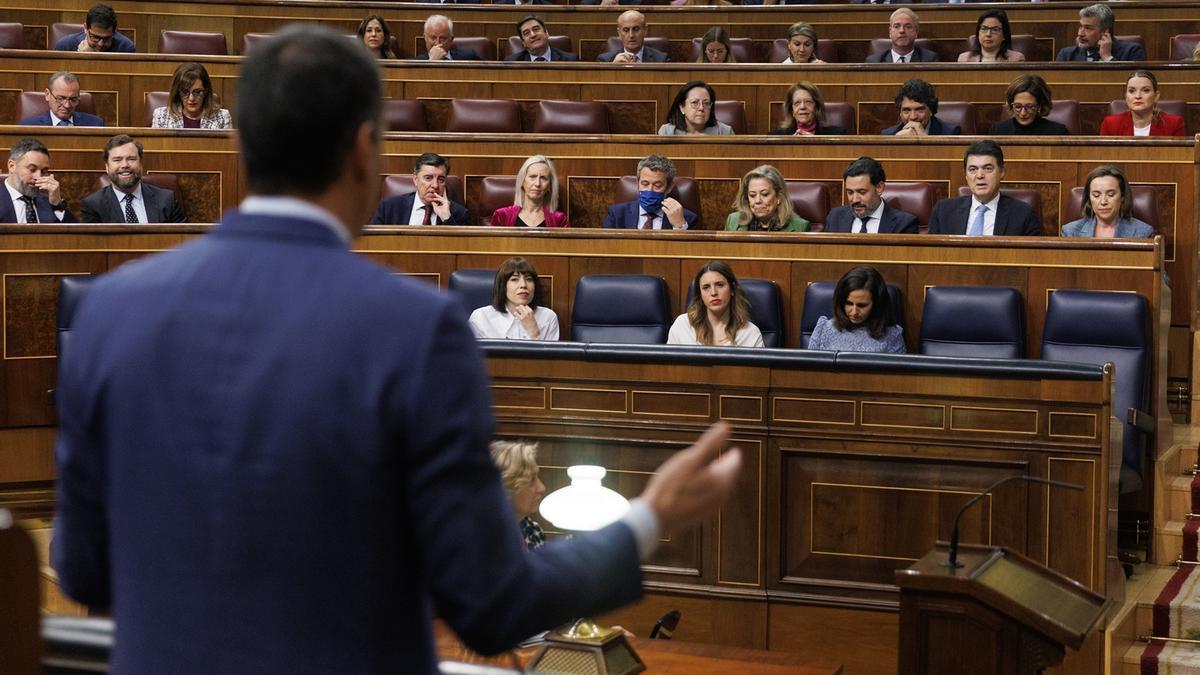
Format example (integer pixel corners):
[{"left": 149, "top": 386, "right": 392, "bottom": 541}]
[
  {"left": 724, "top": 165, "right": 808, "bottom": 232},
  {"left": 489, "top": 155, "right": 569, "bottom": 227},
  {"left": 668, "top": 260, "right": 764, "bottom": 347},
  {"left": 489, "top": 440, "right": 547, "bottom": 551},
  {"left": 780, "top": 22, "right": 825, "bottom": 64}
]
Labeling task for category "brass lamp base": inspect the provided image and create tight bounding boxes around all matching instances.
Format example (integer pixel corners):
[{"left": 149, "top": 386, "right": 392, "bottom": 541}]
[{"left": 526, "top": 619, "right": 645, "bottom": 675}]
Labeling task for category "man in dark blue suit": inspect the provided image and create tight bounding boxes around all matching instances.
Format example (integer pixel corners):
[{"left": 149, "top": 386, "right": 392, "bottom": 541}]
[
  {"left": 416, "top": 15, "right": 482, "bottom": 60},
  {"left": 597, "top": 11, "right": 669, "bottom": 63},
  {"left": 825, "top": 157, "right": 918, "bottom": 234},
  {"left": 602, "top": 155, "right": 697, "bottom": 230},
  {"left": 2, "top": 138, "right": 77, "bottom": 223},
  {"left": 53, "top": 4, "right": 136, "bottom": 53},
  {"left": 1055, "top": 3, "right": 1145, "bottom": 62},
  {"left": 370, "top": 152, "right": 470, "bottom": 225},
  {"left": 880, "top": 79, "right": 960, "bottom": 136},
  {"left": 865, "top": 8, "right": 938, "bottom": 63},
  {"left": 927, "top": 140, "right": 1042, "bottom": 237},
  {"left": 52, "top": 25, "right": 741, "bottom": 673},
  {"left": 79, "top": 135, "right": 186, "bottom": 223},
  {"left": 505, "top": 16, "right": 578, "bottom": 62},
  {"left": 18, "top": 72, "right": 105, "bottom": 127}
]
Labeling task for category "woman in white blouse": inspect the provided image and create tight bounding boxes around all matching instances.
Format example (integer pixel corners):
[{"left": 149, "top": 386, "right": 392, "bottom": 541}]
[
  {"left": 468, "top": 257, "right": 560, "bottom": 340},
  {"left": 667, "top": 261, "right": 764, "bottom": 347}
]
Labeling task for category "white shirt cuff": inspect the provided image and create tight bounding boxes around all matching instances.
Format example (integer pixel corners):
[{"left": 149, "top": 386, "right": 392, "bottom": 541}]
[{"left": 620, "top": 498, "right": 661, "bottom": 562}]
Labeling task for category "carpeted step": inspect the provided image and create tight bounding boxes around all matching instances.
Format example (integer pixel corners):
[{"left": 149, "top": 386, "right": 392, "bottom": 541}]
[
  {"left": 1142, "top": 640, "right": 1200, "bottom": 674},
  {"left": 1153, "top": 565, "right": 1200, "bottom": 638}
]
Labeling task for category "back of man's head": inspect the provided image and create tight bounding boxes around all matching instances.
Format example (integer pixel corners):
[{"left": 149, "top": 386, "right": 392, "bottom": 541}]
[
  {"left": 86, "top": 3, "right": 118, "bottom": 30},
  {"left": 238, "top": 25, "right": 381, "bottom": 195}
]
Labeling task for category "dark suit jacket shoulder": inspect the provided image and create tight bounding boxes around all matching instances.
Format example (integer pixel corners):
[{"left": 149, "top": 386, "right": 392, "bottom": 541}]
[
  {"left": 988, "top": 116, "right": 1069, "bottom": 136},
  {"left": 53, "top": 210, "right": 643, "bottom": 672},
  {"left": 416, "top": 47, "right": 482, "bottom": 61},
  {"left": 927, "top": 194, "right": 1041, "bottom": 236},
  {"left": 81, "top": 183, "right": 186, "bottom": 224},
  {"left": 0, "top": 191, "right": 77, "bottom": 223},
  {"left": 597, "top": 46, "right": 668, "bottom": 62},
  {"left": 601, "top": 199, "right": 697, "bottom": 229},
  {"left": 504, "top": 47, "right": 579, "bottom": 62},
  {"left": 1056, "top": 39, "right": 1146, "bottom": 62},
  {"left": 866, "top": 45, "right": 938, "bottom": 63},
  {"left": 881, "top": 115, "right": 960, "bottom": 136},
  {"left": 825, "top": 204, "right": 918, "bottom": 234},
  {"left": 370, "top": 193, "right": 471, "bottom": 225},
  {"left": 18, "top": 111, "right": 105, "bottom": 127}
]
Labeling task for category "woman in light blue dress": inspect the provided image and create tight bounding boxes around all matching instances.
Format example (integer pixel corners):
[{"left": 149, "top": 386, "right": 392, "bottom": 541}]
[
  {"left": 808, "top": 266, "right": 905, "bottom": 353},
  {"left": 1061, "top": 165, "right": 1155, "bottom": 239}
]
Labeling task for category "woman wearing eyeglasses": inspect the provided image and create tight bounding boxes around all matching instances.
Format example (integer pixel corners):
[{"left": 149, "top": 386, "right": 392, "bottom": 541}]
[
  {"left": 987, "top": 75, "right": 1069, "bottom": 136},
  {"left": 151, "top": 62, "right": 232, "bottom": 129},
  {"left": 658, "top": 80, "right": 734, "bottom": 136},
  {"left": 957, "top": 10, "right": 1024, "bottom": 63}
]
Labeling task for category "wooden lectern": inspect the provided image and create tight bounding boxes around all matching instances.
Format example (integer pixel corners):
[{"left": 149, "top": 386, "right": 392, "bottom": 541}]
[{"left": 894, "top": 543, "right": 1106, "bottom": 674}]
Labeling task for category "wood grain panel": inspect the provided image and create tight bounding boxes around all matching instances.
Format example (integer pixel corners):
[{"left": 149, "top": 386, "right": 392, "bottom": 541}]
[
  {"left": 549, "top": 386, "right": 627, "bottom": 413},
  {"left": 949, "top": 406, "right": 1039, "bottom": 435}
]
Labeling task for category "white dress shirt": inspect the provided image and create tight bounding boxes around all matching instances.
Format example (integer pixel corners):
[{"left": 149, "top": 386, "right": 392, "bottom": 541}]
[
  {"left": 854, "top": 201, "right": 886, "bottom": 233},
  {"left": 468, "top": 305, "right": 560, "bottom": 341},
  {"left": 406, "top": 193, "right": 443, "bottom": 225},
  {"left": 890, "top": 49, "right": 913, "bottom": 63},
  {"left": 968, "top": 193, "right": 1002, "bottom": 236},
  {"left": 110, "top": 184, "right": 149, "bottom": 224},
  {"left": 5, "top": 180, "right": 66, "bottom": 223}
]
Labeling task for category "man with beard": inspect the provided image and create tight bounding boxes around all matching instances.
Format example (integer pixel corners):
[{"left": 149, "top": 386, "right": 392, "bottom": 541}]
[
  {"left": 1, "top": 138, "right": 76, "bottom": 223},
  {"left": 80, "top": 134, "right": 186, "bottom": 223},
  {"left": 824, "top": 157, "right": 918, "bottom": 234}
]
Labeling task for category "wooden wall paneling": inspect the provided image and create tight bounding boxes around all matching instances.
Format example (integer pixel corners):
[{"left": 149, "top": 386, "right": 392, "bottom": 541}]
[{"left": 768, "top": 602, "right": 898, "bottom": 675}]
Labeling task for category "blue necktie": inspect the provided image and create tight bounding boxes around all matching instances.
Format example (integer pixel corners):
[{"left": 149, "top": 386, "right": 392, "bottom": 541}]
[{"left": 967, "top": 204, "right": 987, "bottom": 236}]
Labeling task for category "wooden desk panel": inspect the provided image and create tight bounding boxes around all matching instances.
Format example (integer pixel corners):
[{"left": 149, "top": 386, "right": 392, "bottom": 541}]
[{"left": 4, "top": 0, "right": 1200, "bottom": 60}]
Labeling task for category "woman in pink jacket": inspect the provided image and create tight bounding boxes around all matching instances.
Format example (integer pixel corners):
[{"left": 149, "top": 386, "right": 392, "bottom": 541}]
[{"left": 490, "top": 155, "right": 570, "bottom": 228}]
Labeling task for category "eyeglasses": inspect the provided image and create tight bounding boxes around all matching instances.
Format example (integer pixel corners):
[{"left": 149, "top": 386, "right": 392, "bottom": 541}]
[
  {"left": 85, "top": 30, "right": 115, "bottom": 44},
  {"left": 182, "top": 88, "right": 207, "bottom": 100},
  {"left": 978, "top": 25, "right": 1004, "bottom": 35},
  {"left": 685, "top": 99, "right": 712, "bottom": 110},
  {"left": 51, "top": 94, "right": 81, "bottom": 105},
  {"left": 1009, "top": 103, "right": 1039, "bottom": 113}
]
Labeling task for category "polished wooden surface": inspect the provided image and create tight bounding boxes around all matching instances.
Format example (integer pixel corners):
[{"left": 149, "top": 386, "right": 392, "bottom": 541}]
[{"left": 434, "top": 620, "right": 843, "bottom": 673}]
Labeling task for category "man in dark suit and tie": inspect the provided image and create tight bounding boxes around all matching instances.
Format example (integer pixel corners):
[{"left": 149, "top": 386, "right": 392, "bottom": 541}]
[
  {"left": 79, "top": 135, "right": 186, "bottom": 223},
  {"left": 1055, "top": 4, "right": 1145, "bottom": 62},
  {"left": 1, "top": 138, "right": 77, "bottom": 223},
  {"left": 18, "top": 72, "right": 105, "bottom": 127},
  {"left": 416, "top": 15, "right": 482, "bottom": 60},
  {"left": 602, "top": 154, "right": 697, "bottom": 230},
  {"left": 865, "top": 9, "right": 938, "bottom": 63},
  {"left": 825, "top": 157, "right": 918, "bottom": 234},
  {"left": 505, "top": 16, "right": 578, "bottom": 62},
  {"left": 370, "top": 152, "right": 470, "bottom": 225},
  {"left": 880, "top": 79, "right": 961, "bottom": 136},
  {"left": 928, "top": 140, "right": 1042, "bottom": 237},
  {"left": 597, "top": 11, "right": 669, "bottom": 63},
  {"left": 53, "top": 25, "right": 741, "bottom": 673}
]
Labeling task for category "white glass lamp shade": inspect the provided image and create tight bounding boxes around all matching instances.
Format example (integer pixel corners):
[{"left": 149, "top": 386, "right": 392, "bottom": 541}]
[{"left": 538, "top": 465, "right": 630, "bottom": 532}]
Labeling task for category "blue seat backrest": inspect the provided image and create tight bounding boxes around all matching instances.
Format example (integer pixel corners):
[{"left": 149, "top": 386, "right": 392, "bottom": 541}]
[
  {"left": 799, "top": 281, "right": 903, "bottom": 348},
  {"left": 571, "top": 274, "right": 670, "bottom": 344},
  {"left": 448, "top": 269, "right": 495, "bottom": 322},
  {"left": 56, "top": 275, "right": 95, "bottom": 366},
  {"left": 684, "top": 278, "right": 785, "bottom": 348},
  {"left": 919, "top": 285, "right": 1024, "bottom": 359},
  {"left": 1041, "top": 289, "right": 1150, "bottom": 475}
]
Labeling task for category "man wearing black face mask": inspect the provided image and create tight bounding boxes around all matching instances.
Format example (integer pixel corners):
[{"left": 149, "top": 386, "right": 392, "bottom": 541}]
[{"left": 602, "top": 154, "right": 697, "bottom": 230}]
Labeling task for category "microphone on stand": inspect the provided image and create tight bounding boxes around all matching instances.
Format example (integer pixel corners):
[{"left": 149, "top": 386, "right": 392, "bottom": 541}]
[{"left": 942, "top": 475, "right": 1084, "bottom": 569}]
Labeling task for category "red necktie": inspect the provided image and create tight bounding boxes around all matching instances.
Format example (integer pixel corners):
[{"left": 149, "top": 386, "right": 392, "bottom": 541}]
[
  {"left": 642, "top": 213, "right": 654, "bottom": 230},
  {"left": 421, "top": 204, "right": 433, "bottom": 225}
]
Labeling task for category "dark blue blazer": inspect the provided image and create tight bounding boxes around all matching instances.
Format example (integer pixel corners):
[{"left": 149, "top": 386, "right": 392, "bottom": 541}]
[
  {"left": 597, "top": 46, "right": 668, "bottom": 62},
  {"left": 824, "top": 203, "right": 918, "bottom": 234},
  {"left": 602, "top": 199, "right": 697, "bottom": 230},
  {"left": 370, "top": 192, "right": 471, "bottom": 225},
  {"left": 866, "top": 45, "right": 939, "bottom": 63},
  {"left": 0, "top": 191, "right": 77, "bottom": 223},
  {"left": 505, "top": 47, "right": 578, "bottom": 62},
  {"left": 1055, "top": 39, "right": 1145, "bottom": 62},
  {"left": 927, "top": 194, "right": 1042, "bottom": 236},
  {"left": 415, "top": 47, "right": 482, "bottom": 61},
  {"left": 18, "top": 111, "right": 105, "bottom": 127},
  {"left": 80, "top": 183, "right": 186, "bottom": 223},
  {"left": 881, "top": 115, "right": 961, "bottom": 136},
  {"left": 54, "top": 30, "right": 136, "bottom": 53},
  {"left": 52, "top": 211, "right": 644, "bottom": 673}
]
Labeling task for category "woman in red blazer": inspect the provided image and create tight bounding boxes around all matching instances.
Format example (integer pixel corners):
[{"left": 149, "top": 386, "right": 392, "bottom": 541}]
[
  {"left": 489, "top": 155, "right": 570, "bottom": 227},
  {"left": 1099, "top": 70, "right": 1187, "bottom": 137}
]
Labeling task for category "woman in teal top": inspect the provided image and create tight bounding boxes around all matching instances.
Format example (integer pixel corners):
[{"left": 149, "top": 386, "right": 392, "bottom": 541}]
[
  {"left": 1060, "top": 165, "right": 1155, "bottom": 239},
  {"left": 724, "top": 165, "right": 809, "bottom": 232}
]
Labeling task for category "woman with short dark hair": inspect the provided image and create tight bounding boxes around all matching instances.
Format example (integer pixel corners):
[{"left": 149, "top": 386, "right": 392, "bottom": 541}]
[
  {"left": 468, "top": 256, "right": 560, "bottom": 340},
  {"left": 808, "top": 266, "right": 905, "bottom": 353},
  {"left": 659, "top": 81, "right": 733, "bottom": 136},
  {"left": 987, "top": 75, "right": 1069, "bottom": 136},
  {"left": 957, "top": 10, "right": 1024, "bottom": 62}
]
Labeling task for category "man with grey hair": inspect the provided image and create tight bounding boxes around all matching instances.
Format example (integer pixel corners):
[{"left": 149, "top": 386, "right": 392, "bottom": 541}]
[
  {"left": 18, "top": 71, "right": 105, "bottom": 126},
  {"left": 866, "top": 8, "right": 938, "bottom": 63},
  {"left": 602, "top": 154, "right": 696, "bottom": 229},
  {"left": 2, "top": 138, "right": 76, "bottom": 223},
  {"left": 416, "top": 14, "right": 481, "bottom": 61},
  {"left": 1056, "top": 3, "right": 1145, "bottom": 61}
]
